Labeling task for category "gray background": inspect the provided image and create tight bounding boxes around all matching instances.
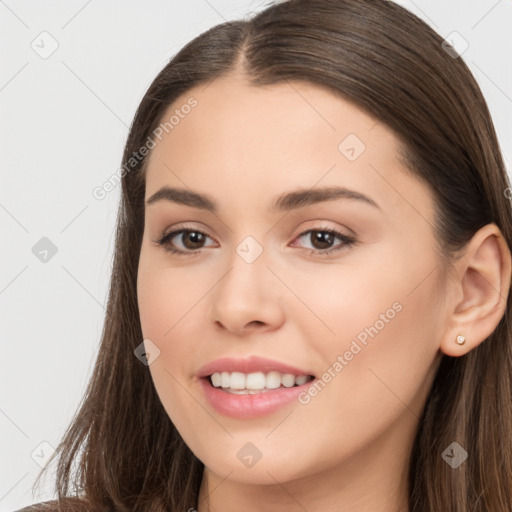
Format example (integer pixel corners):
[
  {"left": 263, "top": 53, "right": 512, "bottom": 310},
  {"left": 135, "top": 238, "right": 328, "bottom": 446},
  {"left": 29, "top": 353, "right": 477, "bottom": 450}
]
[{"left": 1, "top": 1, "right": 511, "bottom": 510}]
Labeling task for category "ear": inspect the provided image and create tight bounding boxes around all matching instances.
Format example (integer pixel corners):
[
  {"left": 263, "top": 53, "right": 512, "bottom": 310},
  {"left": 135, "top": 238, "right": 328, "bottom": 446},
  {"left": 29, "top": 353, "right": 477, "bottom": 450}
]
[{"left": 440, "top": 223, "right": 512, "bottom": 357}]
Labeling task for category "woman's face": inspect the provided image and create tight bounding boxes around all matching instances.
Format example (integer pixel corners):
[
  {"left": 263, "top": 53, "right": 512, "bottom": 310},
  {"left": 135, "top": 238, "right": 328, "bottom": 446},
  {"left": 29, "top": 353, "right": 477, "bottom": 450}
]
[{"left": 137, "top": 74, "right": 447, "bottom": 487}]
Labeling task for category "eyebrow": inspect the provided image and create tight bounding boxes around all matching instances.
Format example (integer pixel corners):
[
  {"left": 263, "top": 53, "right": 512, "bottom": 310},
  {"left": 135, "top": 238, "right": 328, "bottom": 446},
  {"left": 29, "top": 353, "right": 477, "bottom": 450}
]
[{"left": 145, "top": 185, "right": 380, "bottom": 213}]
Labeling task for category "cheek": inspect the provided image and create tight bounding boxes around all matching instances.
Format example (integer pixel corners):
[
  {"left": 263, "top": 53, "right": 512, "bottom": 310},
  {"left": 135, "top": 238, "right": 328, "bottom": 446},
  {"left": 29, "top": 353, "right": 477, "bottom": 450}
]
[
  {"left": 137, "top": 255, "right": 213, "bottom": 348},
  {"left": 136, "top": 260, "right": 216, "bottom": 427},
  {"left": 287, "top": 249, "right": 442, "bottom": 424},
  {"left": 137, "top": 269, "right": 181, "bottom": 343},
  {"left": 300, "top": 265, "right": 442, "bottom": 431},
  {"left": 277, "top": 254, "right": 406, "bottom": 358}
]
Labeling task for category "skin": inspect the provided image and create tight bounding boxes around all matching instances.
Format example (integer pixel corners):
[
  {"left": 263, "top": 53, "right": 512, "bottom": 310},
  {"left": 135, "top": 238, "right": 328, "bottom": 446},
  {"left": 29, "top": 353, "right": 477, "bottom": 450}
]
[{"left": 136, "top": 72, "right": 511, "bottom": 512}]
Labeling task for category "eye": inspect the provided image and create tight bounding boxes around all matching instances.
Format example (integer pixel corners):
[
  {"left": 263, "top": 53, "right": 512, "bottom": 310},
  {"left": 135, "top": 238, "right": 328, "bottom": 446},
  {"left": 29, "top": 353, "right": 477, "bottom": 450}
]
[
  {"left": 291, "top": 228, "right": 357, "bottom": 256},
  {"left": 153, "top": 228, "right": 217, "bottom": 256},
  {"left": 153, "top": 226, "right": 357, "bottom": 257}
]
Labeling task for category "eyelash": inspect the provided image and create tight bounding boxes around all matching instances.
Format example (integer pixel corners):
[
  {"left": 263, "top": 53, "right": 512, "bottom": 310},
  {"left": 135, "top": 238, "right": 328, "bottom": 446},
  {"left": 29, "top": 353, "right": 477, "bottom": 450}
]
[{"left": 153, "top": 225, "right": 357, "bottom": 258}]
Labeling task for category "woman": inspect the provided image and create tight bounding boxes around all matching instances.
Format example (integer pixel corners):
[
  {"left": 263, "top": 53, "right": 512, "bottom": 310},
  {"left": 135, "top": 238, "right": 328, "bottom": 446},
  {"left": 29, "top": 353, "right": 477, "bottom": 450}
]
[{"left": 18, "top": 0, "right": 512, "bottom": 510}]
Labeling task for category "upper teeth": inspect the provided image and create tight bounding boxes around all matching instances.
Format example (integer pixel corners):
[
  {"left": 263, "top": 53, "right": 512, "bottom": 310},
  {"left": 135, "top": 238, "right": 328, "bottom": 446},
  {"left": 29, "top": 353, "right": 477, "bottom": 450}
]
[{"left": 210, "top": 371, "right": 311, "bottom": 390}]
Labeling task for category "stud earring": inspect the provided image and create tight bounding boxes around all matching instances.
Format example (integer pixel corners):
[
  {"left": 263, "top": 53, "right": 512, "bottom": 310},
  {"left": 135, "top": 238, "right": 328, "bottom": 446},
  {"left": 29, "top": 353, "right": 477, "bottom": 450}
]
[{"left": 456, "top": 335, "right": 466, "bottom": 345}]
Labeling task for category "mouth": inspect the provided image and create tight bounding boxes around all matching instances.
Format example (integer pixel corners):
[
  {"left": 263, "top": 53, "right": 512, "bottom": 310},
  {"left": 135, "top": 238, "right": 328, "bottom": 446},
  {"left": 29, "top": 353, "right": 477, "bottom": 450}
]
[{"left": 204, "top": 371, "right": 315, "bottom": 394}]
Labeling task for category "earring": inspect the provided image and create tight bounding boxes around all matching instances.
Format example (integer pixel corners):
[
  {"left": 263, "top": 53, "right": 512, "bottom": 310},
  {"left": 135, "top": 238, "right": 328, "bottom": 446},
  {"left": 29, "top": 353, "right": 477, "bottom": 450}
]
[{"left": 456, "top": 335, "right": 466, "bottom": 345}]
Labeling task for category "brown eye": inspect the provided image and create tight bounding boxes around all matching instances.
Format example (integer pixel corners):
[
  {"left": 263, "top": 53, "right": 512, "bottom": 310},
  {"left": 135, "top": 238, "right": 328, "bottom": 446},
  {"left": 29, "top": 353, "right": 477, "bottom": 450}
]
[
  {"left": 179, "top": 231, "right": 207, "bottom": 250},
  {"left": 293, "top": 228, "right": 357, "bottom": 256},
  {"left": 155, "top": 228, "right": 216, "bottom": 255},
  {"left": 309, "top": 231, "right": 335, "bottom": 250}
]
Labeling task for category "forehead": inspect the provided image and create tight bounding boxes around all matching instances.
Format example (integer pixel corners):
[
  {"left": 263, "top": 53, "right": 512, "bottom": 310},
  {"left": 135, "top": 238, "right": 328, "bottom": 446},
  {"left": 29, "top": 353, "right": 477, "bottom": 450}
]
[
  {"left": 147, "top": 74, "right": 399, "bottom": 165},
  {"left": 142, "top": 74, "right": 431, "bottom": 222}
]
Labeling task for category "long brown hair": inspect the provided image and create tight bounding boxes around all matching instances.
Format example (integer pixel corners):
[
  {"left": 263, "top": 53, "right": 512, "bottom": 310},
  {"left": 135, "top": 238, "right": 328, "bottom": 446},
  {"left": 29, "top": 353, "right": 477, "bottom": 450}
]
[{"left": 32, "top": 0, "right": 512, "bottom": 510}]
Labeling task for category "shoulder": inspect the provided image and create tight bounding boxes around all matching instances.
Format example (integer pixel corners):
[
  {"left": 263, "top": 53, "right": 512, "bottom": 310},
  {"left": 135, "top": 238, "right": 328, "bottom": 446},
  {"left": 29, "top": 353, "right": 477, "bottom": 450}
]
[{"left": 12, "top": 498, "right": 91, "bottom": 512}]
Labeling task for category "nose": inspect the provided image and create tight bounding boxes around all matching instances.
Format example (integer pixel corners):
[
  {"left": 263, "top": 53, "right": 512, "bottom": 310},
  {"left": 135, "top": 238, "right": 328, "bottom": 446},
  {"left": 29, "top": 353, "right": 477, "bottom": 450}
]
[{"left": 209, "top": 247, "right": 285, "bottom": 336}]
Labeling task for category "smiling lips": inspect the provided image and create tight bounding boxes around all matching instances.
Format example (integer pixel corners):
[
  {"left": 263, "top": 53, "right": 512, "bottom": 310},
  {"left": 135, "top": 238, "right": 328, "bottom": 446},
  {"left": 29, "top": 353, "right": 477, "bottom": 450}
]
[
  {"left": 210, "top": 371, "right": 311, "bottom": 393},
  {"left": 196, "top": 356, "right": 316, "bottom": 418},
  {"left": 197, "top": 355, "right": 315, "bottom": 378}
]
